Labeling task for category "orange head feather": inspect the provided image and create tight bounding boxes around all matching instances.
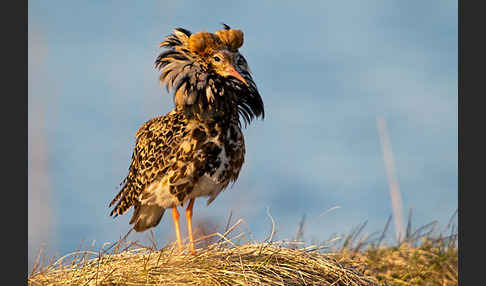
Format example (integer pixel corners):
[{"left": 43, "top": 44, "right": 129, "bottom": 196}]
[
  {"left": 188, "top": 31, "right": 223, "bottom": 56},
  {"left": 214, "top": 29, "right": 244, "bottom": 52}
]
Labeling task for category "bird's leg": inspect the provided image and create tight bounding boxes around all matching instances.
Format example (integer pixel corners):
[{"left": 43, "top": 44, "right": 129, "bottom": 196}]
[
  {"left": 171, "top": 207, "right": 183, "bottom": 252},
  {"left": 185, "top": 198, "right": 196, "bottom": 253}
]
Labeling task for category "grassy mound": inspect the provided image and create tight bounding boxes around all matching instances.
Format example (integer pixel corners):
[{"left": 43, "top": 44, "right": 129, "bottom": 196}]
[
  {"left": 28, "top": 215, "right": 457, "bottom": 285},
  {"left": 28, "top": 242, "right": 381, "bottom": 286}
]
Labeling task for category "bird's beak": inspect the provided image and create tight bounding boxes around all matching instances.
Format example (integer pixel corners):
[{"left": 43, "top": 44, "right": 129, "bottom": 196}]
[{"left": 223, "top": 65, "right": 248, "bottom": 86}]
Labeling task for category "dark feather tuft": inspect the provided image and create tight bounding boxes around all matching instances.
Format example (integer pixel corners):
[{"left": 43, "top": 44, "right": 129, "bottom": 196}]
[
  {"left": 175, "top": 27, "right": 192, "bottom": 37},
  {"left": 221, "top": 23, "right": 231, "bottom": 30}
]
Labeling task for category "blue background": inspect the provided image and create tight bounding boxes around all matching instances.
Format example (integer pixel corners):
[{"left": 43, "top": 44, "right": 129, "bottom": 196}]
[{"left": 28, "top": 0, "right": 457, "bottom": 269}]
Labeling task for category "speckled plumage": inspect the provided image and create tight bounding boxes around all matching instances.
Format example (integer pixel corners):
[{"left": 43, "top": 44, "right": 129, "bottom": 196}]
[{"left": 109, "top": 24, "right": 264, "bottom": 233}]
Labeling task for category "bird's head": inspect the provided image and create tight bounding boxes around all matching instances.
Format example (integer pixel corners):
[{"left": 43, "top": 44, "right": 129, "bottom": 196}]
[
  {"left": 155, "top": 24, "right": 264, "bottom": 125},
  {"left": 187, "top": 29, "right": 248, "bottom": 86}
]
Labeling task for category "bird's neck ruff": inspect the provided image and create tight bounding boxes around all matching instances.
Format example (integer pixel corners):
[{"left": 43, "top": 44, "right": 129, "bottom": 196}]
[{"left": 155, "top": 25, "right": 264, "bottom": 127}]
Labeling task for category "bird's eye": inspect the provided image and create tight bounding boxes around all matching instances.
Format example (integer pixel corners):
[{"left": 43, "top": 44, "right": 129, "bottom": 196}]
[{"left": 213, "top": 56, "right": 221, "bottom": 62}]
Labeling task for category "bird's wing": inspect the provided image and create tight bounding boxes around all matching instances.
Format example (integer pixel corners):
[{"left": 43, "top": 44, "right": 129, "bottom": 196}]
[{"left": 109, "top": 110, "right": 190, "bottom": 217}]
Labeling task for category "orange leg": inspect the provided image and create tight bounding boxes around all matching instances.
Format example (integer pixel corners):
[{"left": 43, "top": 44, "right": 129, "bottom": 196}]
[
  {"left": 171, "top": 207, "right": 183, "bottom": 251},
  {"left": 185, "top": 198, "right": 196, "bottom": 253}
]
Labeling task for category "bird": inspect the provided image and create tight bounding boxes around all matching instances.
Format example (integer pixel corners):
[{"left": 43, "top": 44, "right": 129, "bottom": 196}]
[{"left": 108, "top": 24, "right": 264, "bottom": 252}]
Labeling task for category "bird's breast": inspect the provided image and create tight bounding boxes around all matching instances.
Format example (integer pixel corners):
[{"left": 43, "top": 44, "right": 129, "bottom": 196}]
[
  {"left": 208, "top": 123, "right": 245, "bottom": 183},
  {"left": 190, "top": 122, "right": 245, "bottom": 204}
]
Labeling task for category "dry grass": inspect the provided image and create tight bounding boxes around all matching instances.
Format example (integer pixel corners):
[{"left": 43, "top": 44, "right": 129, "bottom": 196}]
[
  {"left": 28, "top": 213, "right": 457, "bottom": 286},
  {"left": 333, "top": 213, "right": 458, "bottom": 286},
  {"left": 28, "top": 241, "right": 380, "bottom": 285},
  {"left": 345, "top": 238, "right": 458, "bottom": 286}
]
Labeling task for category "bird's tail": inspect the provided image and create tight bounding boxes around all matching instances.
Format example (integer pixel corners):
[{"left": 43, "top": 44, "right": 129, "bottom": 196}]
[{"left": 129, "top": 204, "right": 165, "bottom": 232}]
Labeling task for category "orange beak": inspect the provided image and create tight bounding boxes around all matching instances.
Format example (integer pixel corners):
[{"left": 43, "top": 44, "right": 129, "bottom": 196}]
[{"left": 224, "top": 65, "right": 248, "bottom": 86}]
